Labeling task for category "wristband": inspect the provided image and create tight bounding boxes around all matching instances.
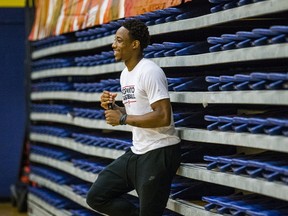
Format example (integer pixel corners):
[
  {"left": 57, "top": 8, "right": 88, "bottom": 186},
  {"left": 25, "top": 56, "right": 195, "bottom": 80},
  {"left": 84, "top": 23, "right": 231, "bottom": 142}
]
[{"left": 119, "top": 114, "right": 127, "bottom": 125}]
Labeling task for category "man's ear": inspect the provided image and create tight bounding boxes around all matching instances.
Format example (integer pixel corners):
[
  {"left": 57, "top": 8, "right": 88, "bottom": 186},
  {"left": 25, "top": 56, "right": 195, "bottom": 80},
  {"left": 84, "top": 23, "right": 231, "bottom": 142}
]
[{"left": 132, "top": 40, "right": 140, "bottom": 49}]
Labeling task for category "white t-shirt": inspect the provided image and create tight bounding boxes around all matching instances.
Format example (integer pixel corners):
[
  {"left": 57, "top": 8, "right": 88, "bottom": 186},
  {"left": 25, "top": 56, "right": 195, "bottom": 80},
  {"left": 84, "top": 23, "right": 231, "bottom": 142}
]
[{"left": 120, "top": 58, "right": 180, "bottom": 154}]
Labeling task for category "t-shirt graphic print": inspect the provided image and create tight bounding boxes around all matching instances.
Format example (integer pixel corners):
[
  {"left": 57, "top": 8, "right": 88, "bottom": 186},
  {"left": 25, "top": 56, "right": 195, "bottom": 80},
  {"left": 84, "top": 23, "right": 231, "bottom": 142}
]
[{"left": 122, "top": 85, "right": 136, "bottom": 105}]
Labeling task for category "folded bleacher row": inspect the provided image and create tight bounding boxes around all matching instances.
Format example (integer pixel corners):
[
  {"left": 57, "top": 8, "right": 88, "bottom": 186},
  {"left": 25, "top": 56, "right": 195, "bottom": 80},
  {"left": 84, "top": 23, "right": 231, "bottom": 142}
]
[
  {"left": 203, "top": 193, "right": 288, "bottom": 216},
  {"left": 205, "top": 112, "right": 288, "bottom": 136},
  {"left": 30, "top": 103, "right": 288, "bottom": 136},
  {"left": 30, "top": 103, "right": 224, "bottom": 128},
  {"left": 30, "top": 125, "right": 236, "bottom": 158},
  {"left": 31, "top": 125, "right": 132, "bottom": 151},
  {"left": 208, "top": 25, "right": 288, "bottom": 52},
  {"left": 31, "top": 72, "right": 288, "bottom": 93},
  {"left": 30, "top": 24, "right": 287, "bottom": 72},
  {"left": 31, "top": 41, "right": 210, "bottom": 71},
  {"left": 206, "top": 73, "right": 288, "bottom": 91},
  {"left": 204, "top": 151, "right": 288, "bottom": 184},
  {"left": 29, "top": 186, "right": 103, "bottom": 216},
  {"left": 209, "top": 0, "right": 267, "bottom": 13}
]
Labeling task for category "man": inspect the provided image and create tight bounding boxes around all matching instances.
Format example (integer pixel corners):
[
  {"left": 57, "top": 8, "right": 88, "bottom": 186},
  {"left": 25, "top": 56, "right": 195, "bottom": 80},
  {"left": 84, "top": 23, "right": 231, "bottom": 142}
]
[{"left": 86, "top": 19, "right": 181, "bottom": 216}]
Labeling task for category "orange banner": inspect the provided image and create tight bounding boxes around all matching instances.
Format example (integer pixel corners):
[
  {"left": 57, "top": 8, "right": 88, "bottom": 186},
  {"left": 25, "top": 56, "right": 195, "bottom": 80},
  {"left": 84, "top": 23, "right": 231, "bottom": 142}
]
[
  {"left": 125, "top": 0, "right": 183, "bottom": 17},
  {"left": 29, "top": 0, "right": 191, "bottom": 41}
]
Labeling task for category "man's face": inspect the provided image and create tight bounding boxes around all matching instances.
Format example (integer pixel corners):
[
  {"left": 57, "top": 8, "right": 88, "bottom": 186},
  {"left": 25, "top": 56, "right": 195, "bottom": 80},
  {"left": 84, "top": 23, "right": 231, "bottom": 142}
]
[{"left": 112, "top": 26, "right": 134, "bottom": 62}]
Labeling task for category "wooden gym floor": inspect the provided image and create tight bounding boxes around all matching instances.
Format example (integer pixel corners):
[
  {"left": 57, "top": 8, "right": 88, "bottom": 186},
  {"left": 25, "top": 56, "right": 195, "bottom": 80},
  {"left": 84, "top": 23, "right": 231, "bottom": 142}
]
[{"left": 0, "top": 202, "right": 28, "bottom": 216}]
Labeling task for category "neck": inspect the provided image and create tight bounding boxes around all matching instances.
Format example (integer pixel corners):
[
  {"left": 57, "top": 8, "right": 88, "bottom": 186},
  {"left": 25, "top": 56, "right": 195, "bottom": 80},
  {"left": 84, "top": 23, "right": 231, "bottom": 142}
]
[{"left": 125, "top": 54, "right": 143, "bottom": 71}]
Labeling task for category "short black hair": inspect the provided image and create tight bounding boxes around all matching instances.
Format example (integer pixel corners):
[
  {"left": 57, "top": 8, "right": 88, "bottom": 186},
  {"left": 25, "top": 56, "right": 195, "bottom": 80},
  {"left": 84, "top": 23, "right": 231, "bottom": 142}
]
[{"left": 122, "top": 19, "right": 150, "bottom": 50}]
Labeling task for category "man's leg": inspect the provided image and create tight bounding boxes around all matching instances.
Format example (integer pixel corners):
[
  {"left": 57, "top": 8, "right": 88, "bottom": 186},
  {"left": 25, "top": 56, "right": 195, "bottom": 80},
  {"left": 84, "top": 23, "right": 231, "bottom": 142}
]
[
  {"left": 86, "top": 151, "right": 139, "bottom": 216},
  {"left": 135, "top": 144, "right": 181, "bottom": 216}
]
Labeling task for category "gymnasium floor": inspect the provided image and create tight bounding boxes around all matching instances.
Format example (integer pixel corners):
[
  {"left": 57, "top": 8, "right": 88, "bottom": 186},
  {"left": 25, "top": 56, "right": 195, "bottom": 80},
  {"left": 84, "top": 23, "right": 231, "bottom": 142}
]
[{"left": 0, "top": 203, "right": 28, "bottom": 216}]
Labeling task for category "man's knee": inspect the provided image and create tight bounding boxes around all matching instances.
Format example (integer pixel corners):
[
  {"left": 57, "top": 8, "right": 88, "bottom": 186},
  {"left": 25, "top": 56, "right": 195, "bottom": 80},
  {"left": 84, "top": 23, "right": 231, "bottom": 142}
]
[
  {"left": 86, "top": 188, "right": 105, "bottom": 211},
  {"left": 86, "top": 188, "right": 96, "bottom": 208}
]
